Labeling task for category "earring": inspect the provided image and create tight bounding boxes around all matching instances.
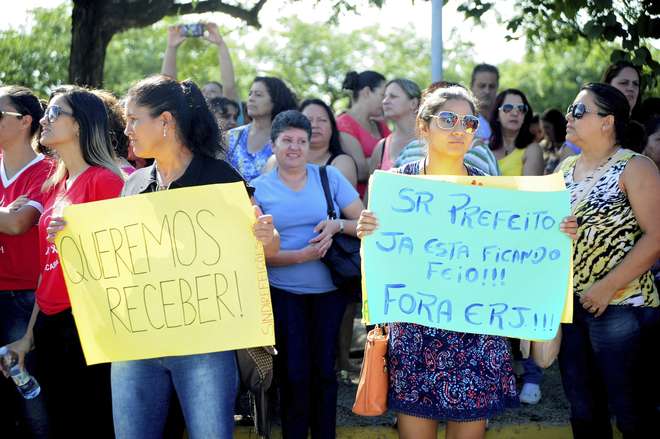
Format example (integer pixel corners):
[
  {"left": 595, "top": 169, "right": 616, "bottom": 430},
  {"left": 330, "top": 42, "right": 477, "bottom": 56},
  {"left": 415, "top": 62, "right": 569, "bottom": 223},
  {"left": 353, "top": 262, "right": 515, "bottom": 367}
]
[{"left": 163, "top": 127, "right": 167, "bottom": 138}]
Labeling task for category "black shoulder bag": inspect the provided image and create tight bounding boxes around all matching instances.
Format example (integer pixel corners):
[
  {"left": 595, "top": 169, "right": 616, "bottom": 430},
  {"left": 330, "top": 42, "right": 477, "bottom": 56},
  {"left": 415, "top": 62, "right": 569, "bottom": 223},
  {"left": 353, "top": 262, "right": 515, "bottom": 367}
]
[{"left": 319, "top": 166, "right": 362, "bottom": 297}]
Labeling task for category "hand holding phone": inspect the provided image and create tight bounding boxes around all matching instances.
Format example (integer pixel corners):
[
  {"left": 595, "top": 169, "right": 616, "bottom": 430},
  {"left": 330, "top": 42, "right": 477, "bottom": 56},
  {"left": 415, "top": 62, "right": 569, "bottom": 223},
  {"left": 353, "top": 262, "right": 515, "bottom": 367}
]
[{"left": 180, "top": 23, "right": 205, "bottom": 38}]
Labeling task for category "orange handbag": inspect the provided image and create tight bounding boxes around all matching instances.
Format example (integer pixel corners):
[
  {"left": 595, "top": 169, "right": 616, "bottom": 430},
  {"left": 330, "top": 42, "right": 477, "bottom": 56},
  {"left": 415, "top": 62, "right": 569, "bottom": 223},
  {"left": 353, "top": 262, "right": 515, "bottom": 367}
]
[{"left": 352, "top": 325, "right": 389, "bottom": 416}]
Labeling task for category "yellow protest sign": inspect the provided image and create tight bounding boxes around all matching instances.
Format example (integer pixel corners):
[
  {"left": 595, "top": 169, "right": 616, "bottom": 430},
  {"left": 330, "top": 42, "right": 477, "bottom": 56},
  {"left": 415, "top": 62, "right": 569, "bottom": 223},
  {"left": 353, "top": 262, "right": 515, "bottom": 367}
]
[
  {"left": 55, "top": 183, "right": 274, "bottom": 365},
  {"left": 362, "top": 172, "right": 573, "bottom": 326}
]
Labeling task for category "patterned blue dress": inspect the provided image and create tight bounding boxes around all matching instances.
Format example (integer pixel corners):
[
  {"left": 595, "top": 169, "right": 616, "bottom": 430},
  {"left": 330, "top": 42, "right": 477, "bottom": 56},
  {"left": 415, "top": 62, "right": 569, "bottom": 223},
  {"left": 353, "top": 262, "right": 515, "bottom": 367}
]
[
  {"left": 226, "top": 124, "right": 273, "bottom": 182},
  {"left": 387, "top": 160, "right": 518, "bottom": 421}
]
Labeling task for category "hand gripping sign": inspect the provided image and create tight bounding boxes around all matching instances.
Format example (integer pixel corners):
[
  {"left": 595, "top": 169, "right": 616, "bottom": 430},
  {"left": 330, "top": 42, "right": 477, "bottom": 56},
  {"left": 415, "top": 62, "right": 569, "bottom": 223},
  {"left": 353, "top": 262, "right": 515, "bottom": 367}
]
[
  {"left": 55, "top": 183, "right": 274, "bottom": 365},
  {"left": 362, "top": 171, "right": 573, "bottom": 340}
]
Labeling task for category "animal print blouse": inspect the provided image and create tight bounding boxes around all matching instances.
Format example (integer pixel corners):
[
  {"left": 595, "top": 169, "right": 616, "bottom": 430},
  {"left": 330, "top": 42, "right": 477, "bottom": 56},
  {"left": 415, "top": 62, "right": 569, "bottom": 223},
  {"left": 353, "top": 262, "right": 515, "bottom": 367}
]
[{"left": 560, "top": 149, "right": 659, "bottom": 307}]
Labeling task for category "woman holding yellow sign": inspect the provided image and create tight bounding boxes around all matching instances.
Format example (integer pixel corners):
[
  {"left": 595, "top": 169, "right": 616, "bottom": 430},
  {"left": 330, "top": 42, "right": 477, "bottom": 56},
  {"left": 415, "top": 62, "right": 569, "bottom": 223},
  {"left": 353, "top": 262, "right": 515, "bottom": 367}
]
[
  {"left": 113, "top": 75, "right": 278, "bottom": 439},
  {"left": 357, "top": 85, "right": 578, "bottom": 439}
]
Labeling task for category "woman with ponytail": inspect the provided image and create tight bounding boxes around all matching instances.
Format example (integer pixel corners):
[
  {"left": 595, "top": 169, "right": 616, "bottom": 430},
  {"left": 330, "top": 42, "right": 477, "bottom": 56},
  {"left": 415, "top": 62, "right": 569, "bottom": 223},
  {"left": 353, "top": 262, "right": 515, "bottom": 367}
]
[
  {"left": 7, "top": 85, "right": 125, "bottom": 438},
  {"left": 0, "top": 85, "right": 51, "bottom": 438},
  {"left": 337, "top": 70, "right": 390, "bottom": 195},
  {"left": 113, "top": 75, "right": 279, "bottom": 439}
]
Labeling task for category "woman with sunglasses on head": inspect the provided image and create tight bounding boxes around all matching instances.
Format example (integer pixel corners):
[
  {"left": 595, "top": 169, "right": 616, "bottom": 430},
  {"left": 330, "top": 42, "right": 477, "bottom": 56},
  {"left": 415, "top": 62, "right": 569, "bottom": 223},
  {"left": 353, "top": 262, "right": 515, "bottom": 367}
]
[
  {"left": 7, "top": 86, "right": 125, "bottom": 438},
  {"left": 558, "top": 84, "right": 660, "bottom": 438},
  {"left": 112, "top": 75, "right": 278, "bottom": 439},
  {"left": 0, "top": 86, "right": 51, "bottom": 438},
  {"left": 356, "top": 86, "right": 537, "bottom": 439},
  {"left": 489, "top": 89, "right": 544, "bottom": 176}
]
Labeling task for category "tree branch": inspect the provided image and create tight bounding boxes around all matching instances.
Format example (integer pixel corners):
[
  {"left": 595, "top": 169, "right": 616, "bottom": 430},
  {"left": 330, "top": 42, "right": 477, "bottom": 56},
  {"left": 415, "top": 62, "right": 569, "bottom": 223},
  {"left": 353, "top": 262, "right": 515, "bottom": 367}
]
[{"left": 166, "top": 0, "right": 267, "bottom": 28}]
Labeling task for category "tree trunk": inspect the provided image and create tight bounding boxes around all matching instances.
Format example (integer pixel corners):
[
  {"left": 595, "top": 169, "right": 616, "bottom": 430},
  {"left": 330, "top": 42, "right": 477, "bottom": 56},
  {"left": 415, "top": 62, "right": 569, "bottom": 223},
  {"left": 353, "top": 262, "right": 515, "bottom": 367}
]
[{"left": 68, "top": 0, "right": 115, "bottom": 87}]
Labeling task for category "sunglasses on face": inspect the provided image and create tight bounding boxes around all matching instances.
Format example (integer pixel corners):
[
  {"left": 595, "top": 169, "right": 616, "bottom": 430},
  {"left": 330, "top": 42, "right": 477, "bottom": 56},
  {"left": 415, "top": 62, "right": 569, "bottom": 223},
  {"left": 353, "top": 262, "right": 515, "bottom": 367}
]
[
  {"left": 0, "top": 110, "right": 24, "bottom": 120},
  {"left": 566, "top": 102, "right": 609, "bottom": 120},
  {"left": 498, "top": 103, "right": 528, "bottom": 114},
  {"left": 44, "top": 105, "right": 74, "bottom": 123},
  {"left": 429, "top": 111, "right": 480, "bottom": 134}
]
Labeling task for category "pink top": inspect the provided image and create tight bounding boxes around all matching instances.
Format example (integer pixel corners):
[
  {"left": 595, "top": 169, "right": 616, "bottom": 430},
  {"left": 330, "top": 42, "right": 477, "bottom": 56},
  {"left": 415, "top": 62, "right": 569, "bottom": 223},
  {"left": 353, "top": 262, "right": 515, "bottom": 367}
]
[
  {"left": 336, "top": 113, "right": 391, "bottom": 158},
  {"left": 378, "top": 136, "right": 394, "bottom": 171}
]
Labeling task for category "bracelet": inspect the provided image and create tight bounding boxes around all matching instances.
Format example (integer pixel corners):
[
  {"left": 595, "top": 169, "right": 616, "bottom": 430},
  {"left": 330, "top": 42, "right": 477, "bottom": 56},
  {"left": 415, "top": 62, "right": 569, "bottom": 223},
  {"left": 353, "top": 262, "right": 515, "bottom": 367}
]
[{"left": 338, "top": 219, "right": 344, "bottom": 234}]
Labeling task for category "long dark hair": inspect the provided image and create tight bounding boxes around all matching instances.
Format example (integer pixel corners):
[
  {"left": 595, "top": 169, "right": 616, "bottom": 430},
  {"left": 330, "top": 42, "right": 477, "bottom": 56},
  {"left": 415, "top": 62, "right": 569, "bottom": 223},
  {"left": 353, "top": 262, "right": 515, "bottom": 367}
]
[
  {"left": 92, "top": 89, "right": 129, "bottom": 160},
  {"left": 541, "top": 108, "right": 567, "bottom": 144},
  {"left": 299, "top": 98, "right": 343, "bottom": 157},
  {"left": 489, "top": 88, "right": 535, "bottom": 151},
  {"left": 253, "top": 76, "right": 297, "bottom": 121},
  {"left": 582, "top": 82, "right": 632, "bottom": 147},
  {"left": 43, "top": 86, "right": 122, "bottom": 190},
  {"left": 0, "top": 85, "right": 44, "bottom": 137},
  {"left": 127, "top": 75, "right": 223, "bottom": 158},
  {"left": 342, "top": 70, "right": 386, "bottom": 102}
]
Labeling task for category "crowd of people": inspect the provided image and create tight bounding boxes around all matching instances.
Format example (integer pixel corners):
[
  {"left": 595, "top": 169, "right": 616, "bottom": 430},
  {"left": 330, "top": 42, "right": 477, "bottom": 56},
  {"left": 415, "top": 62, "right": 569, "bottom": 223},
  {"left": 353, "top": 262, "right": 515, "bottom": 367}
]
[{"left": 0, "top": 21, "right": 659, "bottom": 439}]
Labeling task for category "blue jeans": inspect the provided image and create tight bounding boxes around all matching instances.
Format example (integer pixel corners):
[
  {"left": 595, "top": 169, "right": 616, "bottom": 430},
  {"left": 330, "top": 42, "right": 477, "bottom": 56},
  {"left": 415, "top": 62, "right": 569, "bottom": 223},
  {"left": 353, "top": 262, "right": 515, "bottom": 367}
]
[
  {"left": 558, "top": 296, "right": 658, "bottom": 438},
  {"left": 270, "top": 286, "right": 348, "bottom": 439},
  {"left": 522, "top": 357, "right": 543, "bottom": 385},
  {"left": 0, "top": 291, "right": 50, "bottom": 438},
  {"left": 111, "top": 351, "right": 239, "bottom": 439}
]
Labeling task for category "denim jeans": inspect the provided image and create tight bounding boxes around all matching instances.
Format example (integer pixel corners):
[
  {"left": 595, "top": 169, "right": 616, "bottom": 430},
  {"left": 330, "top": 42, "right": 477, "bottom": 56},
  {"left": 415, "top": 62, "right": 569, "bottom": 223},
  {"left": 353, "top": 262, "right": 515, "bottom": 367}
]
[
  {"left": 0, "top": 291, "right": 50, "bottom": 438},
  {"left": 270, "top": 286, "right": 348, "bottom": 439},
  {"left": 522, "top": 357, "right": 543, "bottom": 385},
  {"left": 111, "top": 350, "right": 239, "bottom": 439},
  {"left": 558, "top": 296, "right": 659, "bottom": 438}
]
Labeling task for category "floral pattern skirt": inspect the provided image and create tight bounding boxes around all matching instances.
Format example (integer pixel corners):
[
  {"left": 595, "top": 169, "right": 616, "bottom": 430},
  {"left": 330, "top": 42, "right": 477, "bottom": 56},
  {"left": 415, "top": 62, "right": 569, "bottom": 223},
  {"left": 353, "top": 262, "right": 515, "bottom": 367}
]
[{"left": 388, "top": 322, "right": 518, "bottom": 421}]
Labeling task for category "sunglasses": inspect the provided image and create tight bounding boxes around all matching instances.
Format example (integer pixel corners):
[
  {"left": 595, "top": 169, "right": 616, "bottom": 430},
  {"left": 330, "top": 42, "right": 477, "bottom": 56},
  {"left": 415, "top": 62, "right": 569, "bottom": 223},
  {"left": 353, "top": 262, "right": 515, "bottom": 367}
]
[
  {"left": 0, "top": 110, "right": 24, "bottom": 120},
  {"left": 499, "top": 103, "right": 528, "bottom": 114},
  {"left": 429, "top": 111, "right": 480, "bottom": 134},
  {"left": 44, "top": 105, "right": 74, "bottom": 123},
  {"left": 566, "top": 102, "right": 609, "bottom": 120}
]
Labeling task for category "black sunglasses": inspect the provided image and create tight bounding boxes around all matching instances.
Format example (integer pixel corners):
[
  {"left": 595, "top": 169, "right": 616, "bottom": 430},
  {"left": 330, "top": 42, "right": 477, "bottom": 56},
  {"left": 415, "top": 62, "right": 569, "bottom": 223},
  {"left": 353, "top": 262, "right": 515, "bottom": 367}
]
[
  {"left": 0, "top": 110, "right": 24, "bottom": 120},
  {"left": 429, "top": 111, "right": 480, "bottom": 134},
  {"left": 44, "top": 105, "right": 74, "bottom": 123},
  {"left": 499, "top": 103, "right": 528, "bottom": 114},
  {"left": 566, "top": 103, "right": 609, "bottom": 120}
]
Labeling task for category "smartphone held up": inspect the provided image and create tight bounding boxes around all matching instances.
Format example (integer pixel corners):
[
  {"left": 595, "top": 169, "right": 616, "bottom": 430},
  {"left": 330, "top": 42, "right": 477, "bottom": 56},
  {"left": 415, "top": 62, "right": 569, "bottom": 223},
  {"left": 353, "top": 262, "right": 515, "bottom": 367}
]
[{"left": 180, "top": 23, "right": 205, "bottom": 38}]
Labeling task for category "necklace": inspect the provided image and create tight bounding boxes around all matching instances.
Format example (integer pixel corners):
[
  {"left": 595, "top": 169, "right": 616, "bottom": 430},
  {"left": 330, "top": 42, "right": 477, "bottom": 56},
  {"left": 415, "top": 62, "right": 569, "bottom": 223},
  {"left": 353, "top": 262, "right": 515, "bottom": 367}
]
[{"left": 575, "top": 147, "right": 620, "bottom": 181}]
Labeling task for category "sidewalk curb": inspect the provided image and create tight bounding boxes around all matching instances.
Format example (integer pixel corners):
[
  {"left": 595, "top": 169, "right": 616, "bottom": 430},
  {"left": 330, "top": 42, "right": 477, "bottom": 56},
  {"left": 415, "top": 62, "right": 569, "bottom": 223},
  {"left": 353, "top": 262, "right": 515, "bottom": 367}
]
[{"left": 235, "top": 423, "right": 624, "bottom": 438}]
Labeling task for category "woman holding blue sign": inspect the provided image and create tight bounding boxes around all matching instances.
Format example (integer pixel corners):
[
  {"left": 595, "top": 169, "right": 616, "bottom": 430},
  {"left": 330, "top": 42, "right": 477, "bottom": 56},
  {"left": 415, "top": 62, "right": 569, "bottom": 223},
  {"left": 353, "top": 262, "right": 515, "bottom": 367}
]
[
  {"left": 112, "top": 75, "right": 279, "bottom": 439},
  {"left": 357, "top": 85, "right": 578, "bottom": 439},
  {"left": 558, "top": 83, "right": 660, "bottom": 439}
]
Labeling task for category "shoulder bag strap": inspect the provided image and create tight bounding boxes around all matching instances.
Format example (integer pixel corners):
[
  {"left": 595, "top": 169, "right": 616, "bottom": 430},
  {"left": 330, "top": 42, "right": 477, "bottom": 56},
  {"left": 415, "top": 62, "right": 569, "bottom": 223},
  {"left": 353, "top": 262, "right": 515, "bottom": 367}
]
[{"left": 319, "top": 166, "right": 337, "bottom": 219}]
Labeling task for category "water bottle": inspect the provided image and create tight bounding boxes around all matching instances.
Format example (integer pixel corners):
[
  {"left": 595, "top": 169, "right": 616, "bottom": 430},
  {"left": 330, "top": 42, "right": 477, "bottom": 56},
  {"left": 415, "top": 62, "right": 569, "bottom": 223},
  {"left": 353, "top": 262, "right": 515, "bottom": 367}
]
[{"left": 0, "top": 346, "right": 41, "bottom": 399}]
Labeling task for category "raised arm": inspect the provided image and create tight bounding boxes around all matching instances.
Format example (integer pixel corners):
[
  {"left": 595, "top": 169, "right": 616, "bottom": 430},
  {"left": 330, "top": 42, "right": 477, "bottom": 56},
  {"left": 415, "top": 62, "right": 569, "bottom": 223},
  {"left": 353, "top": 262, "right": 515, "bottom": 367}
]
[
  {"left": 204, "top": 23, "right": 239, "bottom": 103},
  {"left": 161, "top": 25, "right": 186, "bottom": 78}
]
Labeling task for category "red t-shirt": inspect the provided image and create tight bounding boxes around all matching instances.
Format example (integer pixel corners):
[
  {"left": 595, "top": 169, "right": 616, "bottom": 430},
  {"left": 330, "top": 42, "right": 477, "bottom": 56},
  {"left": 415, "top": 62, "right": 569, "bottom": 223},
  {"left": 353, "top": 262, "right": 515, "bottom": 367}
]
[
  {"left": 36, "top": 166, "right": 124, "bottom": 315},
  {"left": 336, "top": 113, "right": 391, "bottom": 158},
  {"left": 0, "top": 154, "right": 53, "bottom": 291}
]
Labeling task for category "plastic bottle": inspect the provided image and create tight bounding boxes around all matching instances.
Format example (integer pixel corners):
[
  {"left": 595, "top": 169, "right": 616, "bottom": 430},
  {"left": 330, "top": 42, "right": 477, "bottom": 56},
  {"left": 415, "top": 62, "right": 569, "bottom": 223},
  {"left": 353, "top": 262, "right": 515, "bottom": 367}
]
[{"left": 0, "top": 346, "right": 41, "bottom": 399}]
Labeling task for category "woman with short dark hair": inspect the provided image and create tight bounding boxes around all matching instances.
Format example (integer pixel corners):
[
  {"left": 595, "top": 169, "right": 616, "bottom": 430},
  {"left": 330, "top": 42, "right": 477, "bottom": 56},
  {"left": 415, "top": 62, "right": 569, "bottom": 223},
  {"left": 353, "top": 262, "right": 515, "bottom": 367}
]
[{"left": 252, "top": 110, "right": 363, "bottom": 438}]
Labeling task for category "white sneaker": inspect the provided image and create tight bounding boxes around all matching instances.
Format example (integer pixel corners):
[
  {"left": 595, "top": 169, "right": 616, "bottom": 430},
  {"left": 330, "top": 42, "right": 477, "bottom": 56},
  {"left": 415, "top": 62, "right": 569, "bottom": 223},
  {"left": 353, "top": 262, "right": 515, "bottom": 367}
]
[{"left": 519, "top": 382, "right": 542, "bottom": 404}]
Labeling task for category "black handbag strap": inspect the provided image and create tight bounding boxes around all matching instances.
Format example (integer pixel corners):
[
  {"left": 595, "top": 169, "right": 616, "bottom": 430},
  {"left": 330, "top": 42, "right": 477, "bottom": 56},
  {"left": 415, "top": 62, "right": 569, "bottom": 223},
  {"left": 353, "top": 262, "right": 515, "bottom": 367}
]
[{"left": 319, "top": 166, "right": 337, "bottom": 220}]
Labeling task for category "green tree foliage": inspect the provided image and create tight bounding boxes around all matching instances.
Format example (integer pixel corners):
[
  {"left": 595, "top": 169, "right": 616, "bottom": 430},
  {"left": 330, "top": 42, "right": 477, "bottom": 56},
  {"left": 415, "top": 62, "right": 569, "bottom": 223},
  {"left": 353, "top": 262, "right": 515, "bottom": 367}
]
[
  {"left": 0, "top": 5, "right": 71, "bottom": 96},
  {"left": 457, "top": 0, "right": 660, "bottom": 87}
]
